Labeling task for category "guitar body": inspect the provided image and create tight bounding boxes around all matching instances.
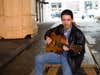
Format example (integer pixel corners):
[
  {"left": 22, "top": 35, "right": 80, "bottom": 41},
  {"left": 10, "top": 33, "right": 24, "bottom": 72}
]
[
  {"left": 45, "top": 32, "right": 82, "bottom": 53},
  {"left": 45, "top": 32, "right": 67, "bottom": 53}
]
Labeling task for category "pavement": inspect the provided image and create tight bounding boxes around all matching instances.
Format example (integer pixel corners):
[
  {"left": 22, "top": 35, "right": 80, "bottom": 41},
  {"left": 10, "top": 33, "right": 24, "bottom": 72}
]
[
  {"left": 0, "top": 39, "right": 35, "bottom": 69},
  {"left": 77, "top": 21, "right": 100, "bottom": 69}
]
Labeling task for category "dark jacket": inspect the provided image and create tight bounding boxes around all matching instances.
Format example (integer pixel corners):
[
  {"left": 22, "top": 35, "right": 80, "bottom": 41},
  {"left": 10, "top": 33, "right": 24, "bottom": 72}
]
[{"left": 44, "top": 24, "right": 86, "bottom": 70}]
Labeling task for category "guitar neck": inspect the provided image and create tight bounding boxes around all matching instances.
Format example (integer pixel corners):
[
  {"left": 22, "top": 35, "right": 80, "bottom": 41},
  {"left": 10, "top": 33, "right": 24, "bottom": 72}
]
[{"left": 55, "top": 41, "right": 82, "bottom": 51}]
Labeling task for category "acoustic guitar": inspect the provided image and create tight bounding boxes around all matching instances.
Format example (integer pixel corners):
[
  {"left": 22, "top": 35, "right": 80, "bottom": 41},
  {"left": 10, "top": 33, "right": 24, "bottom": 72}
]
[{"left": 45, "top": 32, "right": 82, "bottom": 53}]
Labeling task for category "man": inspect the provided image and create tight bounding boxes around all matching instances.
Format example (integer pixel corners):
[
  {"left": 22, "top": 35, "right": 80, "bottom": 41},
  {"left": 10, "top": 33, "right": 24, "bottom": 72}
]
[{"left": 35, "top": 9, "right": 85, "bottom": 75}]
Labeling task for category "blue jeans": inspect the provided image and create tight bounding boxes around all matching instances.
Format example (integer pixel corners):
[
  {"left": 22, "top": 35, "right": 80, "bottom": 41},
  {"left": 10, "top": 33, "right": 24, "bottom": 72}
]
[{"left": 35, "top": 52, "right": 72, "bottom": 75}]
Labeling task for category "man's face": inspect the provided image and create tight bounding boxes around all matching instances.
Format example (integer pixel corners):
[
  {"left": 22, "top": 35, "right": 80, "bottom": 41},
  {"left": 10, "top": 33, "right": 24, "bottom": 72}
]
[{"left": 61, "top": 15, "right": 73, "bottom": 29}]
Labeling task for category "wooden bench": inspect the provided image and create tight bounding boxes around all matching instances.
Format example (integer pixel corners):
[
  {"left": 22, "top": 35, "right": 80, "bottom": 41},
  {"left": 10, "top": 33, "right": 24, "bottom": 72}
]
[
  {"left": 45, "top": 64, "right": 97, "bottom": 75},
  {"left": 45, "top": 44, "right": 97, "bottom": 75}
]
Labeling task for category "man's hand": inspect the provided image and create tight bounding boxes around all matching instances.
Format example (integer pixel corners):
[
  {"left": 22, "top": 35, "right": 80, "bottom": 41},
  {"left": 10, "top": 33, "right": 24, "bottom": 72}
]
[
  {"left": 46, "top": 36, "right": 52, "bottom": 45},
  {"left": 63, "top": 45, "right": 69, "bottom": 51}
]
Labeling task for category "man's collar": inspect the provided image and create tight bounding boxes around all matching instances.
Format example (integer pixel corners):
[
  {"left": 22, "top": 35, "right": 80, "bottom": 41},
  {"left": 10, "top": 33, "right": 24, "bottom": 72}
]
[{"left": 64, "top": 25, "right": 72, "bottom": 32}]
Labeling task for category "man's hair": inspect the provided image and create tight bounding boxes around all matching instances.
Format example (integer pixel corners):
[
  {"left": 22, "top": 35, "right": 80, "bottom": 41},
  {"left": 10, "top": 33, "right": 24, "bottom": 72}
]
[{"left": 61, "top": 9, "right": 73, "bottom": 19}]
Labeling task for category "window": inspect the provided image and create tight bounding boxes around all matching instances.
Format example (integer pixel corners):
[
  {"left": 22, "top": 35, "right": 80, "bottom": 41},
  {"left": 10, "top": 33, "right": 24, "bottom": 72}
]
[
  {"left": 51, "top": 2, "right": 61, "bottom": 11},
  {"left": 85, "top": 1, "right": 92, "bottom": 10}
]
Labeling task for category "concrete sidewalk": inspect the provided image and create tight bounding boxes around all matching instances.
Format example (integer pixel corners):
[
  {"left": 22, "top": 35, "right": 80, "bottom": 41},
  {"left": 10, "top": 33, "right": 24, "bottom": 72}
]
[{"left": 0, "top": 39, "right": 34, "bottom": 69}]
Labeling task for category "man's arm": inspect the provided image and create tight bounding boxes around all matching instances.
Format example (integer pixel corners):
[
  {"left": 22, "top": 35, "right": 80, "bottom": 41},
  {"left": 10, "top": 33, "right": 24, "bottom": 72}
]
[
  {"left": 70, "top": 31, "right": 86, "bottom": 55},
  {"left": 44, "top": 27, "right": 56, "bottom": 40},
  {"left": 44, "top": 24, "right": 63, "bottom": 40},
  {"left": 77, "top": 31, "right": 86, "bottom": 53}
]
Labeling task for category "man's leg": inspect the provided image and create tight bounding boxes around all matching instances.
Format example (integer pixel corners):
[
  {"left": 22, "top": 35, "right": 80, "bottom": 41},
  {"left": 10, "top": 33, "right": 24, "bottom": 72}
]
[
  {"left": 35, "top": 52, "right": 61, "bottom": 75},
  {"left": 35, "top": 52, "right": 72, "bottom": 75},
  {"left": 61, "top": 54, "right": 72, "bottom": 75}
]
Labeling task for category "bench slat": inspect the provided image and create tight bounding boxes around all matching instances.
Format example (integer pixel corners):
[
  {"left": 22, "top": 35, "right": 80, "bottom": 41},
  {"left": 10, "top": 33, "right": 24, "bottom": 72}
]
[
  {"left": 84, "top": 68, "right": 97, "bottom": 75},
  {"left": 47, "top": 67, "right": 60, "bottom": 75},
  {"left": 46, "top": 65, "right": 97, "bottom": 75}
]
